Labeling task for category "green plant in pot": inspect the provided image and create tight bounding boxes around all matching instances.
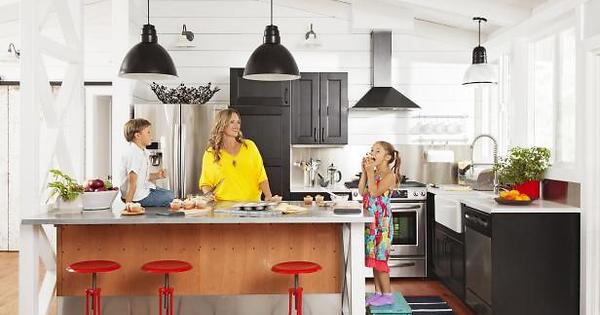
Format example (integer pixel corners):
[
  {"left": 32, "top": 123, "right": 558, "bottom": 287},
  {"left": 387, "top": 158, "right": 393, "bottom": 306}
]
[
  {"left": 493, "top": 147, "right": 551, "bottom": 200},
  {"left": 47, "top": 168, "right": 84, "bottom": 209}
]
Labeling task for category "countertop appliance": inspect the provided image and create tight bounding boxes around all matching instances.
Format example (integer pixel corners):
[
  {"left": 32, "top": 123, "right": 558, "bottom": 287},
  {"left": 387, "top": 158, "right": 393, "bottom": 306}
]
[
  {"left": 464, "top": 205, "right": 492, "bottom": 315},
  {"left": 348, "top": 180, "right": 428, "bottom": 278},
  {"left": 133, "top": 103, "right": 224, "bottom": 198}
]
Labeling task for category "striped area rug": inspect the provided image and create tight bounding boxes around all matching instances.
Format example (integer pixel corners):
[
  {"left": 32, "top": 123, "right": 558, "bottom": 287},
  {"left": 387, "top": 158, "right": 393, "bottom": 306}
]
[{"left": 405, "top": 296, "right": 455, "bottom": 314}]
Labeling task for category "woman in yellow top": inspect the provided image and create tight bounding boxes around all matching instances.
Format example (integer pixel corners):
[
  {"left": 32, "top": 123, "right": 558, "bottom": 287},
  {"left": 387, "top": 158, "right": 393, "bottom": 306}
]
[{"left": 199, "top": 108, "right": 273, "bottom": 201}]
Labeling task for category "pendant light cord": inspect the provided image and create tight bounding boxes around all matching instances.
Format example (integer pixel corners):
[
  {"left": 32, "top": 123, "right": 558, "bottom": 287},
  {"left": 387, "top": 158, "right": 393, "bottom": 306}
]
[
  {"left": 270, "top": 0, "right": 273, "bottom": 26},
  {"left": 478, "top": 19, "right": 481, "bottom": 46},
  {"left": 147, "top": 0, "right": 150, "bottom": 25}
]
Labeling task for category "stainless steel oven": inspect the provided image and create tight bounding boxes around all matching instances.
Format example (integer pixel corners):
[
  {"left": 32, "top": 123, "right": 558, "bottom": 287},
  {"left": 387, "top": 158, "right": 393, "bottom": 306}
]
[{"left": 390, "top": 202, "right": 425, "bottom": 257}]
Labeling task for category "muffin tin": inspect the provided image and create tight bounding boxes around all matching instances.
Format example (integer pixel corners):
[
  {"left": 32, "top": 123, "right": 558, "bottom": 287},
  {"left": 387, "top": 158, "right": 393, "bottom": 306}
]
[{"left": 235, "top": 202, "right": 276, "bottom": 211}]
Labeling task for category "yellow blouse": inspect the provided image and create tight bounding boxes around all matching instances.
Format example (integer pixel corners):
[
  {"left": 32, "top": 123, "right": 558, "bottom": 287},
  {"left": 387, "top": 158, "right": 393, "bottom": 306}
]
[{"left": 199, "top": 139, "right": 268, "bottom": 202}]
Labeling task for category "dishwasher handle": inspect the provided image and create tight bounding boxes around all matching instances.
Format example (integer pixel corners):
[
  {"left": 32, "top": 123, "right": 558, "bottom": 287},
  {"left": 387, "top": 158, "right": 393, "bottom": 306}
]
[{"left": 464, "top": 207, "right": 492, "bottom": 236}]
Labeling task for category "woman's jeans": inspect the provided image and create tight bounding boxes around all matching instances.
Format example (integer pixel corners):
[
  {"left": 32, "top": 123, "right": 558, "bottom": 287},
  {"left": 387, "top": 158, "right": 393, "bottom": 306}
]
[{"left": 138, "top": 187, "right": 175, "bottom": 207}]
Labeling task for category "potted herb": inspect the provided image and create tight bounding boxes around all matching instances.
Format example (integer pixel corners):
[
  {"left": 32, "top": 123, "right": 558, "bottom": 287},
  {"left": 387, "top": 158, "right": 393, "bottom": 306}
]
[
  {"left": 493, "top": 147, "right": 551, "bottom": 199},
  {"left": 47, "top": 168, "right": 84, "bottom": 210}
]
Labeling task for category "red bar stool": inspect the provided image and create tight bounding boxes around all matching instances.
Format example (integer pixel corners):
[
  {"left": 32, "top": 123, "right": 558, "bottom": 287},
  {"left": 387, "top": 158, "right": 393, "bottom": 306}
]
[
  {"left": 66, "top": 260, "right": 121, "bottom": 315},
  {"left": 272, "top": 261, "right": 322, "bottom": 315},
  {"left": 141, "top": 260, "right": 193, "bottom": 315}
]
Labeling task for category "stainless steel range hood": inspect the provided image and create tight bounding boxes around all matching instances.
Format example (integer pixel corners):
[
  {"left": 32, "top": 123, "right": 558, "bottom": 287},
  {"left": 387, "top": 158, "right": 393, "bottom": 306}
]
[{"left": 353, "top": 31, "right": 420, "bottom": 110}]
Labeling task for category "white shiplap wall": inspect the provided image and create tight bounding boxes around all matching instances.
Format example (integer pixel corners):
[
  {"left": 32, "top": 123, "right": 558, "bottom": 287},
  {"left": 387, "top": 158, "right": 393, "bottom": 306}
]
[{"left": 139, "top": 0, "right": 477, "bottom": 188}]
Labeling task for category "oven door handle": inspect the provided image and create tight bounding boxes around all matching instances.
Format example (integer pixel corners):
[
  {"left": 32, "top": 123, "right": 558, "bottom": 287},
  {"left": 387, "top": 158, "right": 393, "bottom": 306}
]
[
  {"left": 388, "top": 261, "right": 416, "bottom": 268},
  {"left": 391, "top": 205, "right": 421, "bottom": 210}
]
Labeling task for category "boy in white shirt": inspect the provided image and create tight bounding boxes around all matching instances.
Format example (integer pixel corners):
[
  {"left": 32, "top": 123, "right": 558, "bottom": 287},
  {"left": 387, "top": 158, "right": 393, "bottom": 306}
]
[{"left": 119, "top": 118, "right": 174, "bottom": 207}]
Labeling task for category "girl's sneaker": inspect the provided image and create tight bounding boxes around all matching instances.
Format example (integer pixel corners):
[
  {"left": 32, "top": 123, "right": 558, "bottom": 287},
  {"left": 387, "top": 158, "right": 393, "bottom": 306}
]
[
  {"left": 370, "top": 293, "right": 394, "bottom": 306},
  {"left": 366, "top": 293, "right": 382, "bottom": 305}
]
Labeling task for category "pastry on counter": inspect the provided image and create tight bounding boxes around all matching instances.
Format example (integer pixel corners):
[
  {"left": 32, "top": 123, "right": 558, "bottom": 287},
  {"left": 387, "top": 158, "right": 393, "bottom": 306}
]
[
  {"left": 303, "top": 195, "right": 313, "bottom": 206},
  {"left": 170, "top": 199, "right": 183, "bottom": 210}
]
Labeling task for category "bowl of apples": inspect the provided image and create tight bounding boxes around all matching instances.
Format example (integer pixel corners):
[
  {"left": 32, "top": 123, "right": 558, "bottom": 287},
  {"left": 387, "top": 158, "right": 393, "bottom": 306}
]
[
  {"left": 494, "top": 189, "right": 533, "bottom": 205},
  {"left": 81, "top": 178, "right": 120, "bottom": 210}
]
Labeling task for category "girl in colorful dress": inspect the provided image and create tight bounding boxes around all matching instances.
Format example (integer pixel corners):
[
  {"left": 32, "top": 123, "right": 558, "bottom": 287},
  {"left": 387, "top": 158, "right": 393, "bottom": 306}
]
[{"left": 359, "top": 141, "right": 401, "bottom": 306}]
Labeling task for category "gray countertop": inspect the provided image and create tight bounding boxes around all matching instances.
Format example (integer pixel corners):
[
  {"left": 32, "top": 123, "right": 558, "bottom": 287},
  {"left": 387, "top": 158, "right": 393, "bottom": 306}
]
[
  {"left": 21, "top": 201, "right": 372, "bottom": 225},
  {"left": 428, "top": 186, "right": 581, "bottom": 214}
]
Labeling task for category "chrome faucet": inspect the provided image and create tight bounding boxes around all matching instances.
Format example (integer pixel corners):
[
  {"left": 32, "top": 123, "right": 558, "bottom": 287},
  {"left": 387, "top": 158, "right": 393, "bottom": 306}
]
[{"left": 470, "top": 134, "right": 499, "bottom": 195}]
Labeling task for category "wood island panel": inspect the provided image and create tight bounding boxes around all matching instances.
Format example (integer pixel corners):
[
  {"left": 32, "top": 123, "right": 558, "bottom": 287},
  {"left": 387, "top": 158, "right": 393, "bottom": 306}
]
[{"left": 57, "top": 224, "right": 342, "bottom": 296}]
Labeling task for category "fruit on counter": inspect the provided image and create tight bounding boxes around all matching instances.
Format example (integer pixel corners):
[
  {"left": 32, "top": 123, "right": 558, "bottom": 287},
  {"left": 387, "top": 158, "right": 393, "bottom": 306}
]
[
  {"left": 84, "top": 177, "right": 117, "bottom": 192},
  {"left": 499, "top": 189, "right": 530, "bottom": 201},
  {"left": 87, "top": 179, "right": 105, "bottom": 190}
]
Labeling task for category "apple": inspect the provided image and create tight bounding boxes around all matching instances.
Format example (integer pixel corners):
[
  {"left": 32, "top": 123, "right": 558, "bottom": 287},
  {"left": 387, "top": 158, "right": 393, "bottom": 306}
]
[
  {"left": 84, "top": 187, "right": 94, "bottom": 192},
  {"left": 94, "top": 187, "right": 107, "bottom": 192}
]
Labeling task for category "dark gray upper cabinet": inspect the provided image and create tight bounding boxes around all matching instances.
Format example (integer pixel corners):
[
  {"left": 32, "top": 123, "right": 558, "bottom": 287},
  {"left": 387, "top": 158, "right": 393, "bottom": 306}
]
[
  {"left": 230, "top": 68, "right": 291, "bottom": 106},
  {"left": 292, "top": 72, "right": 348, "bottom": 144}
]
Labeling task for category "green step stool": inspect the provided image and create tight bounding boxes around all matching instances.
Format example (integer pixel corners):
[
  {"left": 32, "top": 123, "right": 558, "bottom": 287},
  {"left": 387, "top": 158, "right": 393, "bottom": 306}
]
[{"left": 367, "top": 292, "right": 412, "bottom": 315}]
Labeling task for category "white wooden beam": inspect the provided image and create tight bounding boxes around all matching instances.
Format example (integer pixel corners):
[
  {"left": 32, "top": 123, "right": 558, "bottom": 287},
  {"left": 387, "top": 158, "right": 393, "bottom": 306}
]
[
  {"left": 352, "top": 0, "right": 414, "bottom": 30},
  {"left": 383, "top": 0, "right": 530, "bottom": 26},
  {"left": 39, "top": 36, "right": 83, "bottom": 64},
  {"left": 486, "top": 0, "right": 579, "bottom": 48}
]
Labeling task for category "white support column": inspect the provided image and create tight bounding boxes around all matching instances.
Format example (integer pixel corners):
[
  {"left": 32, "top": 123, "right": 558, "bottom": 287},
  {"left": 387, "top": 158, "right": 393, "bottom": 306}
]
[
  {"left": 19, "top": 225, "right": 40, "bottom": 315},
  {"left": 348, "top": 222, "right": 366, "bottom": 315},
  {"left": 111, "top": 0, "right": 135, "bottom": 182}
]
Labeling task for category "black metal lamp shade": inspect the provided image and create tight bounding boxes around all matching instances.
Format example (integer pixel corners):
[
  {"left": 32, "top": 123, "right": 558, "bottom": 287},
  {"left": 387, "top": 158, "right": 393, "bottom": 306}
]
[
  {"left": 119, "top": 24, "right": 178, "bottom": 80},
  {"left": 463, "top": 45, "right": 496, "bottom": 85},
  {"left": 463, "top": 17, "right": 496, "bottom": 86},
  {"left": 243, "top": 25, "right": 300, "bottom": 81}
]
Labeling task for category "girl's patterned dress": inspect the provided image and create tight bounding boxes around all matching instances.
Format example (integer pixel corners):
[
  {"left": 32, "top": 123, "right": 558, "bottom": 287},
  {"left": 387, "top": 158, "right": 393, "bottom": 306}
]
[{"left": 363, "top": 176, "right": 394, "bottom": 273}]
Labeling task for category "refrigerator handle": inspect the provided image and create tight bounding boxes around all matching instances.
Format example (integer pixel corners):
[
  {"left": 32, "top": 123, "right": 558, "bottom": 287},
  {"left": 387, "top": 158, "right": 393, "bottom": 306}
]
[
  {"left": 181, "top": 123, "right": 187, "bottom": 198},
  {"left": 173, "top": 123, "right": 180, "bottom": 198}
]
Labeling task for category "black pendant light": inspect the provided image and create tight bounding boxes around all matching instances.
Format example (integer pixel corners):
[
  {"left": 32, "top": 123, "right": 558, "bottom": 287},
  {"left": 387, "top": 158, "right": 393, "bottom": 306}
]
[
  {"left": 119, "top": 0, "right": 178, "bottom": 80},
  {"left": 243, "top": 0, "right": 300, "bottom": 81},
  {"left": 463, "top": 17, "right": 496, "bottom": 86}
]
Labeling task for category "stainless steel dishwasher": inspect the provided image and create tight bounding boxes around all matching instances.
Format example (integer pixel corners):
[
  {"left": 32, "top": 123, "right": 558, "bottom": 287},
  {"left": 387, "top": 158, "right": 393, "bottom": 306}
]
[{"left": 464, "top": 205, "right": 492, "bottom": 315}]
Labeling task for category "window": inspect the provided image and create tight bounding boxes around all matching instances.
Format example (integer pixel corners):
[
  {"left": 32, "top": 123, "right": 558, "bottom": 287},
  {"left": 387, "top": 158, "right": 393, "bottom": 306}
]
[{"left": 530, "top": 28, "right": 576, "bottom": 163}]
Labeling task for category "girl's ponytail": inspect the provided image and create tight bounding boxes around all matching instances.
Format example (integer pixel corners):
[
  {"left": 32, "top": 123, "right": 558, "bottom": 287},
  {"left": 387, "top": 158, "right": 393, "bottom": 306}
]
[{"left": 392, "top": 149, "right": 402, "bottom": 184}]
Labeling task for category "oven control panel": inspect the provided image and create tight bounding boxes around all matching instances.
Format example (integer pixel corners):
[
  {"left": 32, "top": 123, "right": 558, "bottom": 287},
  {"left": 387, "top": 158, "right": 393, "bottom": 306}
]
[{"left": 351, "top": 187, "right": 427, "bottom": 201}]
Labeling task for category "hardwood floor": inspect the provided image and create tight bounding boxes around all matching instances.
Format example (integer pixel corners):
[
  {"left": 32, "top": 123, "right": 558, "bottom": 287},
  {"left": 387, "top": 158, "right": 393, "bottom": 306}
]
[{"left": 2, "top": 252, "right": 473, "bottom": 315}]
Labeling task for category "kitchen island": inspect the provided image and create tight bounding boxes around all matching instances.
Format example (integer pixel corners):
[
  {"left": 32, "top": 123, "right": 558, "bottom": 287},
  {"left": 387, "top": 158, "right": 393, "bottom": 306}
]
[{"left": 20, "top": 202, "right": 371, "bottom": 315}]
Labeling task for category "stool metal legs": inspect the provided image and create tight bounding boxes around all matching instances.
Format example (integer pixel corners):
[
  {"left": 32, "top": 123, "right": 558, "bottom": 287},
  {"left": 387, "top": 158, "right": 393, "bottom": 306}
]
[
  {"left": 85, "top": 273, "right": 101, "bottom": 315},
  {"left": 158, "top": 274, "right": 174, "bottom": 315},
  {"left": 287, "top": 274, "right": 304, "bottom": 315}
]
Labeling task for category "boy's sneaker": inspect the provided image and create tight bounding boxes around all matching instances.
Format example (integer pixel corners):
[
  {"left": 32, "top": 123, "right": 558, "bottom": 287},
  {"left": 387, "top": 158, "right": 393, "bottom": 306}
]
[
  {"left": 366, "top": 293, "right": 382, "bottom": 305},
  {"left": 370, "top": 294, "right": 394, "bottom": 306}
]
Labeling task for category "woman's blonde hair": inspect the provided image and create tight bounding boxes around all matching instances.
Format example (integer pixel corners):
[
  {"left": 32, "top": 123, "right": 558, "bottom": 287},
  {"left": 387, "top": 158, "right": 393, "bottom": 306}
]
[
  {"left": 375, "top": 141, "right": 402, "bottom": 184},
  {"left": 207, "top": 108, "right": 245, "bottom": 162}
]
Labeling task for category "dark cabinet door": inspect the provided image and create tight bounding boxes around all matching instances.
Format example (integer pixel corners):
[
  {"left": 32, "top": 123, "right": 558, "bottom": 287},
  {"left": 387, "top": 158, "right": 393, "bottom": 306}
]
[
  {"left": 291, "top": 73, "right": 320, "bottom": 144},
  {"left": 448, "top": 236, "right": 465, "bottom": 299},
  {"left": 433, "top": 224, "right": 449, "bottom": 280},
  {"left": 231, "top": 105, "right": 290, "bottom": 200},
  {"left": 230, "top": 68, "right": 291, "bottom": 106},
  {"left": 319, "top": 72, "right": 348, "bottom": 144}
]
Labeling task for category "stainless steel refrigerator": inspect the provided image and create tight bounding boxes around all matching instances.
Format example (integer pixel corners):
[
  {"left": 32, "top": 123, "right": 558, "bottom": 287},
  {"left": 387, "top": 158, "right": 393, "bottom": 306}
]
[{"left": 132, "top": 104, "right": 225, "bottom": 198}]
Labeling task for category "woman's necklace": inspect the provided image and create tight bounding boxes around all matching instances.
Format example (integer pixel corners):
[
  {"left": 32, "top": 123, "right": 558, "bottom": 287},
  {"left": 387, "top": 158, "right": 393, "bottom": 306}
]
[{"left": 224, "top": 141, "right": 241, "bottom": 167}]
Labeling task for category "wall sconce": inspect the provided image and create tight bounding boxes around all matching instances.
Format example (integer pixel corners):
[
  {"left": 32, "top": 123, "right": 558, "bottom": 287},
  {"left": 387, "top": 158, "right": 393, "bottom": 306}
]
[
  {"left": 8, "top": 43, "right": 20, "bottom": 59},
  {"left": 304, "top": 24, "right": 322, "bottom": 48},
  {"left": 175, "top": 24, "right": 195, "bottom": 48}
]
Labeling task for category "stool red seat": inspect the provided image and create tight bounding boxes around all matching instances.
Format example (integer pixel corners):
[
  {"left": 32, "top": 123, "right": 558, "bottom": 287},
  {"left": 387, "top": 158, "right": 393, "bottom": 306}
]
[
  {"left": 141, "top": 260, "right": 193, "bottom": 315},
  {"left": 272, "top": 261, "right": 322, "bottom": 315},
  {"left": 66, "top": 260, "right": 121, "bottom": 315}
]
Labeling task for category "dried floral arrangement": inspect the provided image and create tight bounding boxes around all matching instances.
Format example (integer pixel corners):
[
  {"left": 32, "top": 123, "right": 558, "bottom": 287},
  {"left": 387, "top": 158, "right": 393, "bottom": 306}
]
[{"left": 151, "top": 82, "right": 220, "bottom": 104}]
